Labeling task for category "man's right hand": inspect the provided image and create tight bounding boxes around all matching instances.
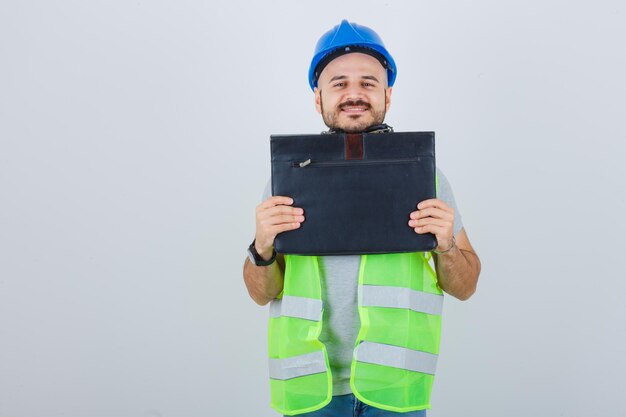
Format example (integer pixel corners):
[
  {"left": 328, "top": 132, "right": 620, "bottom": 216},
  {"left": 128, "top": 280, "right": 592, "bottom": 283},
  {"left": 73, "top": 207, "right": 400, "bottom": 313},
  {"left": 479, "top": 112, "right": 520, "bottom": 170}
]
[{"left": 254, "top": 196, "right": 305, "bottom": 260}]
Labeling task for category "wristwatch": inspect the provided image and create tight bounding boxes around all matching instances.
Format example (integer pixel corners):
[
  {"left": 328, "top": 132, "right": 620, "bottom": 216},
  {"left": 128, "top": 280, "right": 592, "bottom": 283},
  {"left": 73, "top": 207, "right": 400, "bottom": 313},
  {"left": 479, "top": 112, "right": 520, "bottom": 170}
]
[{"left": 247, "top": 240, "right": 276, "bottom": 266}]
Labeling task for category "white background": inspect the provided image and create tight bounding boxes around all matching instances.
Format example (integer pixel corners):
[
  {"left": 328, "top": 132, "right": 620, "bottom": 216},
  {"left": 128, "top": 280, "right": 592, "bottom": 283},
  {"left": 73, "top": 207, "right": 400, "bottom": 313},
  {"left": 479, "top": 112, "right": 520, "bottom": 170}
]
[{"left": 1, "top": 1, "right": 625, "bottom": 416}]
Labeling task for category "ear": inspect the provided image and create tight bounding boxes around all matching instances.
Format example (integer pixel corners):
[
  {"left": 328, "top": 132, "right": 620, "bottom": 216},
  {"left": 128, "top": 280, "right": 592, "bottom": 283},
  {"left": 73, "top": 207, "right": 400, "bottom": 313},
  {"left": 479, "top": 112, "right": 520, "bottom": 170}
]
[
  {"left": 314, "top": 87, "right": 322, "bottom": 114},
  {"left": 385, "top": 87, "right": 392, "bottom": 112}
]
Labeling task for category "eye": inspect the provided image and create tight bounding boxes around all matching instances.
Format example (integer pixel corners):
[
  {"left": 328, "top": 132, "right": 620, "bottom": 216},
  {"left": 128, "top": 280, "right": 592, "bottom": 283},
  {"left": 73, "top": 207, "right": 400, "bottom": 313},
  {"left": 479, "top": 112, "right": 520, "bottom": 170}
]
[{"left": 333, "top": 82, "right": 346, "bottom": 88}]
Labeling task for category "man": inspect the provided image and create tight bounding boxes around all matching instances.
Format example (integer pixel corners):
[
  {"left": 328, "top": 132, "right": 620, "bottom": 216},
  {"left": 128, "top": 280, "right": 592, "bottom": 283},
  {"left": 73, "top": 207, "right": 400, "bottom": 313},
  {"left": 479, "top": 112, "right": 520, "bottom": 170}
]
[{"left": 243, "top": 20, "right": 481, "bottom": 417}]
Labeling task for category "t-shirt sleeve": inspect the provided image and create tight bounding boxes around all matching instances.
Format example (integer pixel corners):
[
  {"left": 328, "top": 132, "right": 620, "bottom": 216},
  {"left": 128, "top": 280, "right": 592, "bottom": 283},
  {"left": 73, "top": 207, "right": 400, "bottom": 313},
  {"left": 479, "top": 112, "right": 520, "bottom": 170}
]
[{"left": 435, "top": 168, "right": 464, "bottom": 236}]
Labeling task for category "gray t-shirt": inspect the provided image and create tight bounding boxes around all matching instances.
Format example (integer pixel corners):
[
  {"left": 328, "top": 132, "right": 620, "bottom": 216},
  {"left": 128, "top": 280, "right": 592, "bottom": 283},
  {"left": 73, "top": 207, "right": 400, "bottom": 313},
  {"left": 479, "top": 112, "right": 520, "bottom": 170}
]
[{"left": 262, "top": 168, "right": 463, "bottom": 395}]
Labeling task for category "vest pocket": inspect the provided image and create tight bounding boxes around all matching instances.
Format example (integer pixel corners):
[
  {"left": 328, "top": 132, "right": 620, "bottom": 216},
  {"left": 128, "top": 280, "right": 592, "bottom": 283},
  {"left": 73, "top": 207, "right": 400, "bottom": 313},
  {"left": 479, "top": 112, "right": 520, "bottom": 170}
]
[
  {"left": 268, "top": 345, "right": 332, "bottom": 415},
  {"left": 351, "top": 359, "right": 435, "bottom": 411},
  {"left": 270, "top": 371, "right": 332, "bottom": 415}
]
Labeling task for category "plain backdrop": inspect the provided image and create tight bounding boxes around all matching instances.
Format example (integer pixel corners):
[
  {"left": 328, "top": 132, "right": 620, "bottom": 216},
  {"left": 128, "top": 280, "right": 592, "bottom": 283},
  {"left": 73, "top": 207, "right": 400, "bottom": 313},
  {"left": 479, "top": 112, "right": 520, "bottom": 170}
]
[{"left": 1, "top": 1, "right": 625, "bottom": 416}]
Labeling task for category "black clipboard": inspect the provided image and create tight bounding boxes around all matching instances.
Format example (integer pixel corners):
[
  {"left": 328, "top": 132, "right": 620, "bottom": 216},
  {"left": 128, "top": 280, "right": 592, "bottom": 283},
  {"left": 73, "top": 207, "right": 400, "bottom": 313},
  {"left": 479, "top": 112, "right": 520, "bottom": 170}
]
[{"left": 271, "top": 131, "right": 437, "bottom": 255}]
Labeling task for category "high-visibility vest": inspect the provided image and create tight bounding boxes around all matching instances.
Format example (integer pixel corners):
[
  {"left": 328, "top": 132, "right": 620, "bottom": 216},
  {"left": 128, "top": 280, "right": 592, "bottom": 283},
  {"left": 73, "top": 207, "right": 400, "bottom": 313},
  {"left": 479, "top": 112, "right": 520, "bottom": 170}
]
[{"left": 268, "top": 252, "right": 443, "bottom": 415}]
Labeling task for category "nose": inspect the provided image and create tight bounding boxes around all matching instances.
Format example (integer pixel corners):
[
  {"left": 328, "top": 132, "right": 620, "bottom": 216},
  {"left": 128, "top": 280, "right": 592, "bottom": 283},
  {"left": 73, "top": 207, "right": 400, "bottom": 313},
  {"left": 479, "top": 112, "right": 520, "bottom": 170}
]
[{"left": 344, "top": 84, "right": 365, "bottom": 101}]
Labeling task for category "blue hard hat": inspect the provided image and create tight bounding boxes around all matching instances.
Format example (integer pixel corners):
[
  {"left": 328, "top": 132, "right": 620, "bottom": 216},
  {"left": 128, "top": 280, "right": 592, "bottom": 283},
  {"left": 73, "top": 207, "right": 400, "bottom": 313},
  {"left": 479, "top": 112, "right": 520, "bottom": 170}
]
[{"left": 308, "top": 19, "right": 397, "bottom": 91}]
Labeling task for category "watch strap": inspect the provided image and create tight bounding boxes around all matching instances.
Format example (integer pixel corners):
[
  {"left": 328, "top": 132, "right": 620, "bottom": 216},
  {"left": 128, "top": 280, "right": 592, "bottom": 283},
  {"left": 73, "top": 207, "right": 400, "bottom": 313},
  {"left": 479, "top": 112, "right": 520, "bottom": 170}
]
[{"left": 248, "top": 240, "right": 276, "bottom": 266}]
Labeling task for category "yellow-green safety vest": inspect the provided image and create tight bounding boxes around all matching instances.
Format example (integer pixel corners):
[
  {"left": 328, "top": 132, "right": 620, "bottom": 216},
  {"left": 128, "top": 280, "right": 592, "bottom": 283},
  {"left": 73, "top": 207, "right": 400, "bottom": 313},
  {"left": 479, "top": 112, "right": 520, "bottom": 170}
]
[{"left": 268, "top": 251, "right": 443, "bottom": 415}]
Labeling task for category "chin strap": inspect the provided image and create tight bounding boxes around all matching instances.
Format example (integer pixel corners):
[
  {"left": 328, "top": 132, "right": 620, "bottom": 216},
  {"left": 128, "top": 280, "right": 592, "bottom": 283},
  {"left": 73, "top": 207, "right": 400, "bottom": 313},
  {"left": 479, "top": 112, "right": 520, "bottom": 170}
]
[{"left": 323, "top": 123, "right": 394, "bottom": 135}]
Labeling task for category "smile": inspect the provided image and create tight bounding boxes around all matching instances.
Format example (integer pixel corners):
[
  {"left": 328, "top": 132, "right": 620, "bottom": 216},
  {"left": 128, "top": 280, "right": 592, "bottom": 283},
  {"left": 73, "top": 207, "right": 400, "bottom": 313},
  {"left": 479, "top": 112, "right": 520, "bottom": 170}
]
[{"left": 341, "top": 106, "right": 369, "bottom": 113}]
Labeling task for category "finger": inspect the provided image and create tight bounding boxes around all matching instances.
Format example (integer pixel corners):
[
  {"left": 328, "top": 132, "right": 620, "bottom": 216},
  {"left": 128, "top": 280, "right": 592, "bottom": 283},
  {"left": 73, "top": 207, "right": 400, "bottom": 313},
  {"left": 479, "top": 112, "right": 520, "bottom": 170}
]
[
  {"left": 410, "top": 207, "right": 454, "bottom": 221},
  {"left": 257, "top": 196, "right": 294, "bottom": 211},
  {"left": 259, "top": 205, "right": 304, "bottom": 219},
  {"left": 417, "top": 199, "right": 451, "bottom": 211},
  {"left": 269, "top": 222, "right": 302, "bottom": 235},
  {"left": 413, "top": 224, "right": 446, "bottom": 235},
  {"left": 408, "top": 217, "right": 450, "bottom": 229},
  {"left": 260, "top": 214, "right": 305, "bottom": 226}
]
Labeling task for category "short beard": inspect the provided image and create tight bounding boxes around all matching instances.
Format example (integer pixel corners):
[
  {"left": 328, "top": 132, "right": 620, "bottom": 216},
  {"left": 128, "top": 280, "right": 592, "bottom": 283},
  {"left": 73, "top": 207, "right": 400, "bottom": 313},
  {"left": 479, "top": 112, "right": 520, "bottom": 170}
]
[{"left": 319, "top": 90, "right": 387, "bottom": 133}]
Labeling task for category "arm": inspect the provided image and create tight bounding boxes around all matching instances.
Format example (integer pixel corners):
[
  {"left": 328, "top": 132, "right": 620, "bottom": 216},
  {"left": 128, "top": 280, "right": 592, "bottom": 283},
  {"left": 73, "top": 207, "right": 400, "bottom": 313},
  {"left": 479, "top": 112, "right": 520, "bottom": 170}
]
[
  {"left": 432, "top": 227, "right": 481, "bottom": 300},
  {"left": 243, "top": 196, "right": 305, "bottom": 306},
  {"left": 243, "top": 254, "right": 286, "bottom": 306},
  {"left": 409, "top": 200, "right": 481, "bottom": 300}
]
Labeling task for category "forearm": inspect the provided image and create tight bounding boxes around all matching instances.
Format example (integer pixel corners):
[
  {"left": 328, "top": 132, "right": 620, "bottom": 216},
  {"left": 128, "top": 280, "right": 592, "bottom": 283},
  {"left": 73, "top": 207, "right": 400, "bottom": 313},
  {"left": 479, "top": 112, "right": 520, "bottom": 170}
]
[
  {"left": 243, "top": 257, "right": 284, "bottom": 306},
  {"left": 244, "top": 195, "right": 302, "bottom": 305},
  {"left": 435, "top": 245, "right": 481, "bottom": 301}
]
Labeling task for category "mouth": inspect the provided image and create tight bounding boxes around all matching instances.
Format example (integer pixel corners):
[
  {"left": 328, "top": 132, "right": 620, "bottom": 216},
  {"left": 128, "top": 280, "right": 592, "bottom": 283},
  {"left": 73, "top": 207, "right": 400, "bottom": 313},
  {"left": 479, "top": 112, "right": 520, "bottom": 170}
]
[
  {"left": 340, "top": 101, "right": 371, "bottom": 115},
  {"left": 341, "top": 106, "right": 369, "bottom": 114}
]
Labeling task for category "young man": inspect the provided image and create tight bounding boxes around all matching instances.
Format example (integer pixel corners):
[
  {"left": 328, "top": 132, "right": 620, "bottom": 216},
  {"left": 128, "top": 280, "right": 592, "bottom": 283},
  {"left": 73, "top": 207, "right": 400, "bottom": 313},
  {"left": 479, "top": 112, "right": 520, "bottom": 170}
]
[{"left": 244, "top": 20, "right": 481, "bottom": 417}]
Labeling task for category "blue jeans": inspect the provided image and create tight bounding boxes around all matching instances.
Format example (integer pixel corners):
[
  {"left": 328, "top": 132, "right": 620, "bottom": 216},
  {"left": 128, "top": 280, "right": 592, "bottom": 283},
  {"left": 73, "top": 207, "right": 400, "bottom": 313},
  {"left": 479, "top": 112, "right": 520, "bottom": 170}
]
[{"left": 285, "top": 394, "right": 427, "bottom": 417}]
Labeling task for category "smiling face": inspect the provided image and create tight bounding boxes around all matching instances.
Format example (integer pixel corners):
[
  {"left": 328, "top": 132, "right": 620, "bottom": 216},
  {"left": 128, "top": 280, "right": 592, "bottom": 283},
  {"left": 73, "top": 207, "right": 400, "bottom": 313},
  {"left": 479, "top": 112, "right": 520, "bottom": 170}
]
[{"left": 314, "top": 52, "right": 392, "bottom": 133}]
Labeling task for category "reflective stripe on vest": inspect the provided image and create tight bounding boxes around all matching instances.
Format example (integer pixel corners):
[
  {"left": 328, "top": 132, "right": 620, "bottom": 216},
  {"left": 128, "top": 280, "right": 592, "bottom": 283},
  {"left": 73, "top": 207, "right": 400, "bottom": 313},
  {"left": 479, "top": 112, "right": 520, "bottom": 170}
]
[
  {"left": 268, "top": 351, "right": 328, "bottom": 380},
  {"left": 355, "top": 341, "right": 438, "bottom": 375},
  {"left": 361, "top": 285, "right": 443, "bottom": 316},
  {"left": 270, "top": 295, "right": 323, "bottom": 321}
]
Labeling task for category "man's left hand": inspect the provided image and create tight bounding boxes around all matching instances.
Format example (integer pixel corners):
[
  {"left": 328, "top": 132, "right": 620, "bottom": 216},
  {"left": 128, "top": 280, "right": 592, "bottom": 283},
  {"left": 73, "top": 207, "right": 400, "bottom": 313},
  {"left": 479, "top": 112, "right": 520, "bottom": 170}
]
[{"left": 408, "top": 198, "right": 455, "bottom": 252}]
